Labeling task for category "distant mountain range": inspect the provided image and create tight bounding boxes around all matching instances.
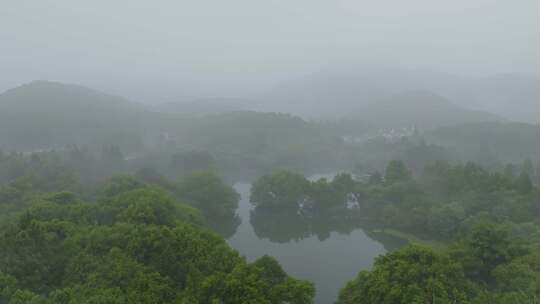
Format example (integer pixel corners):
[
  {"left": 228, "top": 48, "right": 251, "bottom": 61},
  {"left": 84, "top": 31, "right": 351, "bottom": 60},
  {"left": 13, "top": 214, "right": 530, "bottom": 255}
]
[
  {"left": 350, "top": 90, "right": 503, "bottom": 130},
  {"left": 155, "top": 98, "right": 251, "bottom": 117},
  {"left": 426, "top": 122, "right": 540, "bottom": 162},
  {"left": 0, "top": 77, "right": 537, "bottom": 154},
  {"left": 256, "top": 65, "right": 540, "bottom": 124},
  {"left": 446, "top": 73, "right": 540, "bottom": 123}
]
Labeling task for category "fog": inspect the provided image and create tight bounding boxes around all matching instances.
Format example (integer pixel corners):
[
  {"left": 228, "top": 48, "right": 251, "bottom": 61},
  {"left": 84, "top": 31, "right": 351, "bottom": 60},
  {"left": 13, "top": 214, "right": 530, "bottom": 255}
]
[
  {"left": 2, "top": 0, "right": 540, "bottom": 103},
  {"left": 3, "top": 2, "right": 540, "bottom": 303}
]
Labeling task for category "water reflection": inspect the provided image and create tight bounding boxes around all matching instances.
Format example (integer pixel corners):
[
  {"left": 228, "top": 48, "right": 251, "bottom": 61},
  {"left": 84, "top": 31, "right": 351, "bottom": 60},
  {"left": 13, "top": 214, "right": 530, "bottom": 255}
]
[
  {"left": 251, "top": 208, "right": 353, "bottom": 243},
  {"left": 250, "top": 207, "right": 407, "bottom": 250},
  {"left": 227, "top": 181, "right": 408, "bottom": 304}
]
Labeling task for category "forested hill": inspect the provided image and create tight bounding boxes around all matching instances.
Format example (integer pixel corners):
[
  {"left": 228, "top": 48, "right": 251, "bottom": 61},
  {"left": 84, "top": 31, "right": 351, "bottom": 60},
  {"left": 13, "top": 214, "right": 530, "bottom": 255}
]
[
  {"left": 155, "top": 97, "right": 250, "bottom": 116},
  {"left": 0, "top": 81, "right": 163, "bottom": 151},
  {"left": 349, "top": 90, "right": 502, "bottom": 130},
  {"left": 426, "top": 122, "right": 540, "bottom": 162},
  {"left": 258, "top": 66, "right": 540, "bottom": 123},
  {"left": 2, "top": 81, "right": 538, "bottom": 177}
]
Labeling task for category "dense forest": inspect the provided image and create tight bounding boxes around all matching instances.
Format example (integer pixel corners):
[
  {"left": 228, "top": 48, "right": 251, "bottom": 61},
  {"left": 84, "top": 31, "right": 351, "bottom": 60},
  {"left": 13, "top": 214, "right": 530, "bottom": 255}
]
[
  {"left": 0, "top": 169, "right": 314, "bottom": 303},
  {"left": 1, "top": 81, "right": 540, "bottom": 303},
  {"left": 250, "top": 161, "right": 540, "bottom": 303},
  {"left": 1, "top": 147, "right": 539, "bottom": 303},
  {"left": 4, "top": 1, "right": 540, "bottom": 302}
]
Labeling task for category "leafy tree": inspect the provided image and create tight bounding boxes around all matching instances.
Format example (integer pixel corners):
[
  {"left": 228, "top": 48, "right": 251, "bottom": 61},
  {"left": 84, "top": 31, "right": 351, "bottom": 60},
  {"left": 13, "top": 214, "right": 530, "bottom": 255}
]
[
  {"left": 100, "top": 175, "right": 145, "bottom": 198},
  {"left": 338, "top": 246, "right": 471, "bottom": 304},
  {"left": 384, "top": 160, "right": 411, "bottom": 185},
  {"left": 307, "top": 178, "right": 345, "bottom": 210},
  {"left": 176, "top": 171, "right": 239, "bottom": 219},
  {"left": 523, "top": 159, "right": 535, "bottom": 178},
  {"left": 492, "top": 254, "right": 540, "bottom": 295},
  {"left": 426, "top": 203, "right": 466, "bottom": 240},
  {"left": 250, "top": 170, "right": 310, "bottom": 210},
  {"left": 0, "top": 271, "right": 18, "bottom": 301},
  {"left": 135, "top": 167, "right": 175, "bottom": 191},
  {"left": 331, "top": 173, "right": 355, "bottom": 192},
  {"left": 99, "top": 187, "right": 202, "bottom": 226},
  {"left": 515, "top": 172, "right": 533, "bottom": 194},
  {"left": 450, "top": 221, "right": 527, "bottom": 284},
  {"left": 0, "top": 185, "right": 314, "bottom": 304}
]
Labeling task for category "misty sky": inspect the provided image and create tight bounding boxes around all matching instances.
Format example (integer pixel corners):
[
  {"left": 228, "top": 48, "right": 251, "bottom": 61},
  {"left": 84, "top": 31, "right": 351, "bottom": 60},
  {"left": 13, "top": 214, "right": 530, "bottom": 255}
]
[{"left": 2, "top": 0, "right": 540, "bottom": 103}]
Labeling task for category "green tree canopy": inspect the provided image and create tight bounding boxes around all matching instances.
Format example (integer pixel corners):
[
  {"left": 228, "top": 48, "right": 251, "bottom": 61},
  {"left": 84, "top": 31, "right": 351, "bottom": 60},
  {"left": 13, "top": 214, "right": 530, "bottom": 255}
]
[
  {"left": 384, "top": 160, "right": 412, "bottom": 185},
  {"left": 515, "top": 172, "right": 533, "bottom": 194},
  {"left": 0, "top": 185, "right": 314, "bottom": 304},
  {"left": 338, "top": 246, "right": 471, "bottom": 304},
  {"left": 176, "top": 171, "right": 239, "bottom": 219},
  {"left": 250, "top": 170, "right": 310, "bottom": 210}
]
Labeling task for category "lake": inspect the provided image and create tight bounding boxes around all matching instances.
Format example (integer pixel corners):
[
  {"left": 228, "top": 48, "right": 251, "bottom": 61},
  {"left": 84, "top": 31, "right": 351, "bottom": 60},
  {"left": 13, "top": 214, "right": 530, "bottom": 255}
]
[{"left": 227, "top": 181, "right": 408, "bottom": 304}]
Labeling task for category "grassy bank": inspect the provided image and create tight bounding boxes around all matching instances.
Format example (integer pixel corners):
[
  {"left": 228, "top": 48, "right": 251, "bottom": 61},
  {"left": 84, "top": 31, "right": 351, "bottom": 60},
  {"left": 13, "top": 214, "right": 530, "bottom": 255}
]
[{"left": 372, "top": 228, "right": 447, "bottom": 250}]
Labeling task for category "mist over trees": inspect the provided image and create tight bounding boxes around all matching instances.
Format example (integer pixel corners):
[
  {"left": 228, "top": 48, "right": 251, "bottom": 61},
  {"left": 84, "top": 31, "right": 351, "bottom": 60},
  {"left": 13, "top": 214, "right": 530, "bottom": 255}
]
[{"left": 2, "top": 1, "right": 540, "bottom": 302}]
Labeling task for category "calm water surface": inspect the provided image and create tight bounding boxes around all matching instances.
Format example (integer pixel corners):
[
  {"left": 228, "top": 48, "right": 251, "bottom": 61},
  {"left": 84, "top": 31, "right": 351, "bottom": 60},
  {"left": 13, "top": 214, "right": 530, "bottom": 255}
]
[{"left": 227, "top": 180, "right": 407, "bottom": 304}]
